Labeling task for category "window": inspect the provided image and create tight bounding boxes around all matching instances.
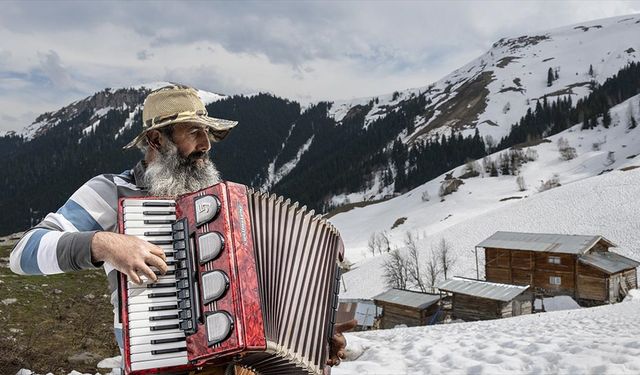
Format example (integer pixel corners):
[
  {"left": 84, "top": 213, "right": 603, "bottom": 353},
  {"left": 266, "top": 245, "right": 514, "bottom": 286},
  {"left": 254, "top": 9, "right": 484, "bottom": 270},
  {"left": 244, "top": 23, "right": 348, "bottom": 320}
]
[
  {"left": 550, "top": 276, "right": 561, "bottom": 285},
  {"left": 548, "top": 256, "right": 561, "bottom": 265}
]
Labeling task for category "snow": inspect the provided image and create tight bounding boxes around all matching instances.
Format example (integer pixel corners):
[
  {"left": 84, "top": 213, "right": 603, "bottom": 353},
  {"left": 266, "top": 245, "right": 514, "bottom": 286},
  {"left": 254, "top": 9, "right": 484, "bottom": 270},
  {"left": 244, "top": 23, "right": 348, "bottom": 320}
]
[
  {"left": 262, "top": 135, "right": 315, "bottom": 189},
  {"left": 534, "top": 295, "right": 581, "bottom": 312},
  {"left": 334, "top": 296, "right": 640, "bottom": 375}
]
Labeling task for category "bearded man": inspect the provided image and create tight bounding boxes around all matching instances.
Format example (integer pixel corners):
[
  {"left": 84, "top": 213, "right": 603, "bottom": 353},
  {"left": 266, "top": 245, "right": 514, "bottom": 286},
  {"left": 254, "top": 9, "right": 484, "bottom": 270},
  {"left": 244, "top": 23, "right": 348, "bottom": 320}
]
[{"left": 10, "top": 84, "right": 352, "bottom": 374}]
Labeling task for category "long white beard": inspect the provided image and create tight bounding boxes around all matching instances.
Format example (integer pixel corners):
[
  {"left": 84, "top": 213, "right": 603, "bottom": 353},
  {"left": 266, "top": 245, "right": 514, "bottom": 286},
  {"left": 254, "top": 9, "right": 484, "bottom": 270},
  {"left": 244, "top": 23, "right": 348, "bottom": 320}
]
[{"left": 144, "top": 141, "right": 221, "bottom": 197}]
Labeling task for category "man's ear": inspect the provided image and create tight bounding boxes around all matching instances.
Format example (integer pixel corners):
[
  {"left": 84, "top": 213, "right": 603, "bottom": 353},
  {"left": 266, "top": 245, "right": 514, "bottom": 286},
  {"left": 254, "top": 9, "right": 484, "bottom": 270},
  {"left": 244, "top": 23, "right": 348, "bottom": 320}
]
[{"left": 147, "top": 130, "right": 162, "bottom": 151}]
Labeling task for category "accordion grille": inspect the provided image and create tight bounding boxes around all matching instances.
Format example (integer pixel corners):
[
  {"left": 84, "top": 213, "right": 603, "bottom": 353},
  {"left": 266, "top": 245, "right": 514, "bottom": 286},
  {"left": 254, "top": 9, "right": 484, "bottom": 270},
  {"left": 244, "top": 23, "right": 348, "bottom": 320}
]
[{"left": 242, "top": 190, "right": 342, "bottom": 375}]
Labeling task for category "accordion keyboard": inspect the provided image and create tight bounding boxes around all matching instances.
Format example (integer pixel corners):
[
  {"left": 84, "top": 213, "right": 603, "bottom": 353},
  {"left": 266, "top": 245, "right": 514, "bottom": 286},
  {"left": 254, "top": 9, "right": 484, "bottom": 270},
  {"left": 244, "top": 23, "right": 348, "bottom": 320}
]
[{"left": 122, "top": 199, "right": 190, "bottom": 371}]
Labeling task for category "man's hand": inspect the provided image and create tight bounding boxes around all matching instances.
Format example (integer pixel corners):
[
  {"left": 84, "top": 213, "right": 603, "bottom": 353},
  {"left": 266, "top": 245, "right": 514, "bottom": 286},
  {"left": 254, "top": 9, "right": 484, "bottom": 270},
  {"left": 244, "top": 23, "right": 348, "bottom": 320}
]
[
  {"left": 91, "top": 231, "right": 167, "bottom": 284},
  {"left": 327, "top": 319, "right": 357, "bottom": 367}
]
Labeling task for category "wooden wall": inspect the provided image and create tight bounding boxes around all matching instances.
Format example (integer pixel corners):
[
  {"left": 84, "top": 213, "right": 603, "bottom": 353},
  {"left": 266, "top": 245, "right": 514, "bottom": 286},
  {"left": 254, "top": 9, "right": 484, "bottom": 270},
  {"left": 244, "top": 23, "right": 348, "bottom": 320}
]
[
  {"left": 375, "top": 302, "right": 439, "bottom": 329},
  {"left": 452, "top": 294, "right": 503, "bottom": 321}
]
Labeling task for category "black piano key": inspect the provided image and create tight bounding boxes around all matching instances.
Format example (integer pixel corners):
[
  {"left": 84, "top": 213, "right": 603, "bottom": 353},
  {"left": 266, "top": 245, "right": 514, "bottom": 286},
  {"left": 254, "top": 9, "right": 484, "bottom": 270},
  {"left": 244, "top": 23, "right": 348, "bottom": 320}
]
[
  {"left": 165, "top": 260, "right": 177, "bottom": 266},
  {"left": 144, "top": 231, "right": 173, "bottom": 237},
  {"left": 144, "top": 219, "right": 174, "bottom": 225},
  {"left": 143, "top": 201, "right": 175, "bottom": 207},
  {"left": 152, "top": 347, "right": 187, "bottom": 355},
  {"left": 154, "top": 270, "right": 176, "bottom": 276},
  {"left": 149, "top": 304, "right": 178, "bottom": 311},
  {"left": 151, "top": 337, "right": 186, "bottom": 345},
  {"left": 149, "top": 314, "right": 179, "bottom": 321},
  {"left": 147, "top": 282, "right": 176, "bottom": 289},
  {"left": 164, "top": 251, "right": 174, "bottom": 257},
  {"left": 143, "top": 211, "right": 175, "bottom": 216},
  {"left": 150, "top": 323, "right": 180, "bottom": 331},
  {"left": 148, "top": 292, "right": 177, "bottom": 298},
  {"left": 149, "top": 240, "right": 173, "bottom": 245}
]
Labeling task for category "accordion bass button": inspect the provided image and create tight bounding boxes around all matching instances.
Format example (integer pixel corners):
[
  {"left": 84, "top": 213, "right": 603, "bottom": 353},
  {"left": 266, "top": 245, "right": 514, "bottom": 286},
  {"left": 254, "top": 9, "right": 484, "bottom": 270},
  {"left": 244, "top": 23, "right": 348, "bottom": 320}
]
[
  {"left": 201, "top": 270, "right": 229, "bottom": 304},
  {"left": 198, "top": 232, "right": 225, "bottom": 263},
  {"left": 194, "top": 195, "right": 221, "bottom": 226},
  {"left": 205, "top": 311, "right": 233, "bottom": 345}
]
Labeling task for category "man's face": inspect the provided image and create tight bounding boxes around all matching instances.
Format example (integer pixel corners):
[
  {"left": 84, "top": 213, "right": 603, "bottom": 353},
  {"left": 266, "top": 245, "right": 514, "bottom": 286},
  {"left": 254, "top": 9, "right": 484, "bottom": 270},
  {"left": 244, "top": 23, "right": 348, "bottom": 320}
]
[{"left": 170, "top": 123, "right": 212, "bottom": 164}]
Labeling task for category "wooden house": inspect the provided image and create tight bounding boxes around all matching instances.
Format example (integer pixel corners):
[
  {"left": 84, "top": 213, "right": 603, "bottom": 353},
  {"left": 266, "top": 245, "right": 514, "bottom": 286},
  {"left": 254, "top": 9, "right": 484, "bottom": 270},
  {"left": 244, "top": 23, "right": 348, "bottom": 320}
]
[
  {"left": 372, "top": 289, "right": 441, "bottom": 329},
  {"left": 479, "top": 231, "right": 639, "bottom": 304},
  {"left": 437, "top": 277, "right": 533, "bottom": 321}
]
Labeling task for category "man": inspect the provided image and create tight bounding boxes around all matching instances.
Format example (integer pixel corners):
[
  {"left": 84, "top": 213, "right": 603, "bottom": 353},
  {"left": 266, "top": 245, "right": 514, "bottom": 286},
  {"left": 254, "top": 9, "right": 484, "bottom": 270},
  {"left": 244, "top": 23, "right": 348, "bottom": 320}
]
[{"left": 10, "top": 84, "right": 353, "bottom": 373}]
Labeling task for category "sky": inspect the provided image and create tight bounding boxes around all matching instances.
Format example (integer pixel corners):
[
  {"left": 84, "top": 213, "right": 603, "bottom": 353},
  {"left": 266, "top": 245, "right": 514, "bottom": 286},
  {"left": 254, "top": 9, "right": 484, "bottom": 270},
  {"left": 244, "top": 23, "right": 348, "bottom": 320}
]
[{"left": 1, "top": 0, "right": 639, "bottom": 133}]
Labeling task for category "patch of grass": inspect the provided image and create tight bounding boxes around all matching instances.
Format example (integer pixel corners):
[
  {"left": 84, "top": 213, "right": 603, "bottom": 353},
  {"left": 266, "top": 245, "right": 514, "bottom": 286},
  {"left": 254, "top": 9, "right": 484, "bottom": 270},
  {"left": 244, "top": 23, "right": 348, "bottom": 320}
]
[
  {"left": 324, "top": 196, "right": 395, "bottom": 219},
  {"left": 0, "top": 245, "right": 118, "bottom": 374},
  {"left": 391, "top": 217, "right": 407, "bottom": 230}
]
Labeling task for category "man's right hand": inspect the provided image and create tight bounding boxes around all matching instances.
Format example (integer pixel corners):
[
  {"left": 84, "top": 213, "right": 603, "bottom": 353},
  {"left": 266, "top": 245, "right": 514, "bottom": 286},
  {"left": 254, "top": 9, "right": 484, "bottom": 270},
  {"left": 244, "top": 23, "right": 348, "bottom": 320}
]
[{"left": 91, "top": 231, "right": 168, "bottom": 284}]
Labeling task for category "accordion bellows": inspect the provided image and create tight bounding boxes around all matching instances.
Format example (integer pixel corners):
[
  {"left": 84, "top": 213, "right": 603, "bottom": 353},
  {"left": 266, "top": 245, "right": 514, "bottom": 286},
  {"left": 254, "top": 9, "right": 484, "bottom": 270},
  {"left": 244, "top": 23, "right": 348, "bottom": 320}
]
[{"left": 118, "top": 182, "right": 343, "bottom": 375}]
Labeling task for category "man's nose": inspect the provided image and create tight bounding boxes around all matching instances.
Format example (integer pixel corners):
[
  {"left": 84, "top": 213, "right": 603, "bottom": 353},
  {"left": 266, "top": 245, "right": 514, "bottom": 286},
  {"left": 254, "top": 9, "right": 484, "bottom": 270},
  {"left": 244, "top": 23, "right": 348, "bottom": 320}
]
[{"left": 196, "top": 130, "right": 211, "bottom": 153}]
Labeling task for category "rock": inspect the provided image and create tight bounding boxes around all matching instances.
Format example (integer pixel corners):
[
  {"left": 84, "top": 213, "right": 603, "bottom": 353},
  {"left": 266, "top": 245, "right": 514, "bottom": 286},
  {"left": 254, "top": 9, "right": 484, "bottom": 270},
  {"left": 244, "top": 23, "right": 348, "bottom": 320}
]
[
  {"left": 1, "top": 298, "right": 17, "bottom": 305},
  {"left": 54, "top": 289, "right": 62, "bottom": 294},
  {"left": 68, "top": 351, "right": 101, "bottom": 365},
  {"left": 97, "top": 355, "right": 122, "bottom": 369},
  {"left": 9, "top": 328, "right": 22, "bottom": 333},
  {"left": 84, "top": 293, "right": 95, "bottom": 300}
]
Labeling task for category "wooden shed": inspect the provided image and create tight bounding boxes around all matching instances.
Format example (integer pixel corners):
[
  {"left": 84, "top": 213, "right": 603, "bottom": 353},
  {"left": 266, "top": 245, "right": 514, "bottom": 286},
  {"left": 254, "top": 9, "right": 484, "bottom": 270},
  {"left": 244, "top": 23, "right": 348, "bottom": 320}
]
[
  {"left": 437, "top": 277, "right": 533, "bottom": 321},
  {"left": 372, "top": 289, "right": 441, "bottom": 329},
  {"left": 479, "top": 231, "right": 639, "bottom": 304}
]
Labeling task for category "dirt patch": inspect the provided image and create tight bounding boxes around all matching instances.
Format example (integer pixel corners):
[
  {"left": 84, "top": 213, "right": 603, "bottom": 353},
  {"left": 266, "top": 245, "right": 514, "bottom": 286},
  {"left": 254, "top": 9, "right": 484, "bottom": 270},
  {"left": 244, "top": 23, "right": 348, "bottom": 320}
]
[
  {"left": 324, "top": 196, "right": 395, "bottom": 219},
  {"left": 499, "top": 87, "right": 525, "bottom": 93},
  {"left": 391, "top": 217, "right": 407, "bottom": 230},
  {"left": 626, "top": 154, "right": 637, "bottom": 159},
  {"left": 480, "top": 120, "right": 499, "bottom": 127},
  {"left": 620, "top": 165, "right": 640, "bottom": 172},
  {"left": 493, "top": 35, "right": 550, "bottom": 51},
  {"left": 542, "top": 57, "right": 555, "bottom": 62},
  {"left": 574, "top": 25, "right": 602, "bottom": 32},
  {"left": 496, "top": 56, "right": 520, "bottom": 68},
  {"left": 625, "top": 48, "right": 636, "bottom": 54},
  {"left": 500, "top": 196, "right": 524, "bottom": 202},
  {"left": 535, "top": 81, "right": 592, "bottom": 99},
  {"left": 513, "top": 78, "right": 522, "bottom": 87},
  {"left": 409, "top": 71, "right": 494, "bottom": 143}
]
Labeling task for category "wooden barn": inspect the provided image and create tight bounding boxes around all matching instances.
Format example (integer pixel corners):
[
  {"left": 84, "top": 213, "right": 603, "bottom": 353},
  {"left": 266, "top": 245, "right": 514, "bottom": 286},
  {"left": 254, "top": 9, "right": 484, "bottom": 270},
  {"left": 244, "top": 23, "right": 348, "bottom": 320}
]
[
  {"left": 479, "top": 231, "right": 640, "bottom": 304},
  {"left": 372, "top": 289, "right": 441, "bottom": 329},
  {"left": 437, "top": 277, "right": 533, "bottom": 321}
]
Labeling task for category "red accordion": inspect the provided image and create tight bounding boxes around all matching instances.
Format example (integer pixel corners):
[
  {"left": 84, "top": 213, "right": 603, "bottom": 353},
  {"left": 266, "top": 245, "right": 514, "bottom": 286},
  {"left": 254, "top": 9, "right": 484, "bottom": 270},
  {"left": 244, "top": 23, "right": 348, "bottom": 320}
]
[{"left": 117, "top": 181, "right": 344, "bottom": 374}]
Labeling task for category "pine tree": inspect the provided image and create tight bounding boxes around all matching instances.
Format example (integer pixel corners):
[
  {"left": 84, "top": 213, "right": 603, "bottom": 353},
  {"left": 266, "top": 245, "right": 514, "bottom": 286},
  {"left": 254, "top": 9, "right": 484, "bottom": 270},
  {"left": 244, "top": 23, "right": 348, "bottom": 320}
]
[
  {"left": 589, "top": 64, "right": 594, "bottom": 77},
  {"left": 547, "top": 67, "right": 554, "bottom": 87},
  {"left": 630, "top": 116, "right": 637, "bottom": 130},
  {"left": 602, "top": 110, "right": 611, "bottom": 128}
]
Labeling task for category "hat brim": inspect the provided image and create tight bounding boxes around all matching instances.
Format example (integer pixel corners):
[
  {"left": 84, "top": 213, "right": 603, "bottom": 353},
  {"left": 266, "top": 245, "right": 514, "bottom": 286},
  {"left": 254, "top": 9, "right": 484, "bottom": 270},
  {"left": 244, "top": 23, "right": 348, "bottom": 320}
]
[{"left": 123, "top": 114, "right": 238, "bottom": 149}]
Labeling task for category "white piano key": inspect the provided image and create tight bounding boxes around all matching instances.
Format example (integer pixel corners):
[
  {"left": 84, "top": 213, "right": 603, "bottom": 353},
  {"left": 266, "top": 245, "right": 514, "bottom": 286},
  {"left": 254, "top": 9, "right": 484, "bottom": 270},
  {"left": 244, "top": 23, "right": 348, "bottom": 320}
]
[
  {"left": 128, "top": 294, "right": 178, "bottom": 305},
  {"left": 125, "top": 222, "right": 173, "bottom": 229},
  {"left": 134, "top": 235, "right": 174, "bottom": 242},
  {"left": 127, "top": 302, "right": 178, "bottom": 313},
  {"left": 124, "top": 206, "right": 176, "bottom": 214},
  {"left": 124, "top": 213, "right": 176, "bottom": 221},
  {"left": 129, "top": 325, "right": 184, "bottom": 338},
  {"left": 129, "top": 309, "right": 181, "bottom": 321},
  {"left": 123, "top": 199, "right": 176, "bottom": 207},
  {"left": 130, "top": 355, "right": 188, "bottom": 371},
  {"left": 129, "top": 318, "right": 181, "bottom": 329},
  {"left": 130, "top": 339, "right": 187, "bottom": 354},
  {"left": 125, "top": 228, "right": 174, "bottom": 236},
  {"left": 130, "top": 348, "right": 187, "bottom": 363},
  {"left": 128, "top": 331, "right": 185, "bottom": 346}
]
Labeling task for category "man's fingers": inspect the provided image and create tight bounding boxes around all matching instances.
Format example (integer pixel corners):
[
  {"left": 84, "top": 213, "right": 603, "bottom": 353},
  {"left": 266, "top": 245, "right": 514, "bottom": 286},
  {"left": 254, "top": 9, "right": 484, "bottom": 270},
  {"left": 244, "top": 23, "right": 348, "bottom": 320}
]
[
  {"left": 337, "top": 349, "right": 346, "bottom": 359},
  {"left": 335, "top": 319, "right": 357, "bottom": 334},
  {"left": 138, "top": 263, "right": 158, "bottom": 282},
  {"left": 146, "top": 253, "right": 168, "bottom": 275},
  {"left": 147, "top": 244, "right": 167, "bottom": 261},
  {"left": 128, "top": 270, "right": 142, "bottom": 285}
]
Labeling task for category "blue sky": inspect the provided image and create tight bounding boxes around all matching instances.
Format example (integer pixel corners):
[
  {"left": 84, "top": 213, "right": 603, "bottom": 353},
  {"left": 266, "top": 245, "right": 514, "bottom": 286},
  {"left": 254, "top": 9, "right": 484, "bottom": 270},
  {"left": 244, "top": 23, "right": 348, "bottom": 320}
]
[{"left": 1, "top": 0, "right": 639, "bottom": 133}]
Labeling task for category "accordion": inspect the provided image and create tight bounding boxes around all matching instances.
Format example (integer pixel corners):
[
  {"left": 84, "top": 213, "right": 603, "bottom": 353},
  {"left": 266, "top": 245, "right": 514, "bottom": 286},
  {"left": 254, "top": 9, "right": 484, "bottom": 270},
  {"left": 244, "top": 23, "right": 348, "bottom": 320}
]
[{"left": 117, "top": 182, "right": 344, "bottom": 374}]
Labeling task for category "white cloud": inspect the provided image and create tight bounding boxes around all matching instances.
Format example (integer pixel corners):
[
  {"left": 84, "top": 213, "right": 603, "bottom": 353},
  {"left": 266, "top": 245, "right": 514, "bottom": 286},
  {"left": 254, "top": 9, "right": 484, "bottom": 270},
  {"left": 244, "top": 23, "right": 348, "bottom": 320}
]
[{"left": 0, "top": 1, "right": 639, "bottom": 132}]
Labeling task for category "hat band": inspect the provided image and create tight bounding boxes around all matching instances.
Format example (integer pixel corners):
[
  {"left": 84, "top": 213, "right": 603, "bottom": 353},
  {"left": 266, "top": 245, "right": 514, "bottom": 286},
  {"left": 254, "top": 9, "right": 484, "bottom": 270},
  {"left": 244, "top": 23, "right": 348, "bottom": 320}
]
[{"left": 145, "top": 109, "right": 208, "bottom": 127}]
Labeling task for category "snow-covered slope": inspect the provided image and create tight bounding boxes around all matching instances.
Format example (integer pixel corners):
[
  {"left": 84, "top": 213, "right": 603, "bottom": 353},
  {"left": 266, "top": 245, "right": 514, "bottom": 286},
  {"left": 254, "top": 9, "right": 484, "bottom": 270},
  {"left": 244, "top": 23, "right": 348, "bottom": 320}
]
[
  {"left": 334, "top": 290, "right": 640, "bottom": 375},
  {"left": 334, "top": 94, "right": 640, "bottom": 300}
]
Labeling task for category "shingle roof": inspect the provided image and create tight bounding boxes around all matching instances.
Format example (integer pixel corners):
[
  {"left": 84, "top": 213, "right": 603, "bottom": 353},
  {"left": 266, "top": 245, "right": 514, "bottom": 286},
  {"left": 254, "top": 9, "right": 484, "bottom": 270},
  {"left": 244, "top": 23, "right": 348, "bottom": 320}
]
[
  {"left": 476, "top": 231, "right": 616, "bottom": 254},
  {"left": 579, "top": 251, "right": 640, "bottom": 274},
  {"left": 437, "top": 277, "right": 529, "bottom": 302},
  {"left": 372, "top": 289, "right": 440, "bottom": 310}
]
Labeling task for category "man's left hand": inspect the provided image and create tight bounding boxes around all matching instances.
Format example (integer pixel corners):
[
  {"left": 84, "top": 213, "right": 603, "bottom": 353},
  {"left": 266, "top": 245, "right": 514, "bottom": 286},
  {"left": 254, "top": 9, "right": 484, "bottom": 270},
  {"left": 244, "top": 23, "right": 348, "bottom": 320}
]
[{"left": 326, "top": 319, "right": 357, "bottom": 367}]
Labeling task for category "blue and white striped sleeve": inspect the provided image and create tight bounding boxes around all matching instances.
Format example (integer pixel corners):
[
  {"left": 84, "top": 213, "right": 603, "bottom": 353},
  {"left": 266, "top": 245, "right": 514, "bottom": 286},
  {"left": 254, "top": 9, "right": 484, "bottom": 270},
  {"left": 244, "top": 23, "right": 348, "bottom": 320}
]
[{"left": 9, "top": 175, "right": 118, "bottom": 275}]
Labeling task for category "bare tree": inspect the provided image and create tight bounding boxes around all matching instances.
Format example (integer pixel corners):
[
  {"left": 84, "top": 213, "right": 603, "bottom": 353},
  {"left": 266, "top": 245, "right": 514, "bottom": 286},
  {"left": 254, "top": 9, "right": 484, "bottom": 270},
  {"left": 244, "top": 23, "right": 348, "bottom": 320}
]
[
  {"left": 516, "top": 175, "right": 526, "bottom": 191},
  {"left": 425, "top": 248, "right": 441, "bottom": 293},
  {"left": 437, "top": 238, "right": 456, "bottom": 280},
  {"left": 379, "top": 231, "right": 391, "bottom": 253},
  {"left": 367, "top": 233, "right": 377, "bottom": 256},
  {"left": 405, "top": 232, "right": 427, "bottom": 293},
  {"left": 382, "top": 249, "right": 409, "bottom": 289}
]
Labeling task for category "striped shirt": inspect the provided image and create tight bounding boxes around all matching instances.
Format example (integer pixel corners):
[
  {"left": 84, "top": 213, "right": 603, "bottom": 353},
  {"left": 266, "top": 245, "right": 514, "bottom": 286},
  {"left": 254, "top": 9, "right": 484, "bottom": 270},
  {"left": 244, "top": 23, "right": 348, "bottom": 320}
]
[{"left": 9, "top": 161, "right": 149, "bottom": 350}]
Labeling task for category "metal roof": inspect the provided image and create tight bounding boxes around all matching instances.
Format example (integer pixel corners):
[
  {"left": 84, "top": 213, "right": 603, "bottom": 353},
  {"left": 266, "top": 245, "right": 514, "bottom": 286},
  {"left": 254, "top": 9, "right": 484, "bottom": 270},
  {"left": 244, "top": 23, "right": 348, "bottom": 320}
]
[
  {"left": 372, "top": 289, "right": 440, "bottom": 310},
  {"left": 579, "top": 252, "right": 640, "bottom": 274},
  {"left": 437, "top": 277, "right": 529, "bottom": 302},
  {"left": 476, "top": 231, "right": 616, "bottom": 254}
]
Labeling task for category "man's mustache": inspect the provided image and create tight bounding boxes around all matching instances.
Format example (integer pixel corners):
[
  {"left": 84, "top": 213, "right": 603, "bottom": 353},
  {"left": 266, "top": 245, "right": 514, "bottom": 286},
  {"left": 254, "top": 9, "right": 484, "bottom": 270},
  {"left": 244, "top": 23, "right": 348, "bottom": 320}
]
[{"left": 186, "top": 151, "right": 208, "bottom": 162}]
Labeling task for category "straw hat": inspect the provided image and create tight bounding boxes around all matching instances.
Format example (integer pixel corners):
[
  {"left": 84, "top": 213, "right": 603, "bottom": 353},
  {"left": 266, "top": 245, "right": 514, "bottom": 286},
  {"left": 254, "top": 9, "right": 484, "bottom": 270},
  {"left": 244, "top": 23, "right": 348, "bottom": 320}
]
[{"left": 124, "top": 84, "right": 238, "bottom": 149}]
